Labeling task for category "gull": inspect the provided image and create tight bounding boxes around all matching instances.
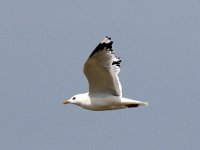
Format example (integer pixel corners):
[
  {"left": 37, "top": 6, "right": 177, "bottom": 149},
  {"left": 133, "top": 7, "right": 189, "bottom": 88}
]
[{"left": 63, "top": 36, "right": 148, "bottom": 111}]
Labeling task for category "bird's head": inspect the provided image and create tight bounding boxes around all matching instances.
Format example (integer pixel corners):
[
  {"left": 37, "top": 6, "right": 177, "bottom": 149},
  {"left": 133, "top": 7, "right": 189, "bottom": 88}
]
[
  {"left": 63, "top": 93, "right": 88, "bottom": 105},
  {"left": 63, "top": 95, "right": 78, "bottom": 105}
]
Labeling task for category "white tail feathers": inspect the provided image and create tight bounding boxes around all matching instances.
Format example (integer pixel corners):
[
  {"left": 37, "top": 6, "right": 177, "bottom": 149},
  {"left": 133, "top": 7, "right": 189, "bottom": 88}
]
[
  {"left": 140, "top": 102, "right": 148, "bottom": 107},
  {"left": 121, "top": 98, "right": 148, "bottom": 107}
]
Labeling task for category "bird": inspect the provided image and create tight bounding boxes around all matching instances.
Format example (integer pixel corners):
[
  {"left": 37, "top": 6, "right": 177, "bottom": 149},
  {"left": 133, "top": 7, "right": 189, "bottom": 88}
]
[{"left": 63, "top": 36, "right": 148, "bottom": 111}]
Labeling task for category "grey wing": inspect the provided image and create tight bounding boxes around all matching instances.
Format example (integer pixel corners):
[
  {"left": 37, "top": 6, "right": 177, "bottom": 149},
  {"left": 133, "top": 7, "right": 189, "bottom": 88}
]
[{"left": 83, "top": 37, "right": 122, "bottom": 96}]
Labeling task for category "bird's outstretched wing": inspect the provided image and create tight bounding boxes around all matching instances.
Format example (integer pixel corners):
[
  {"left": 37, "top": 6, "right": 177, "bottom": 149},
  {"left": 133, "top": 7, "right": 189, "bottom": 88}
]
[{"left": 84, "top": 37, "right": 122, "bottom": 96}]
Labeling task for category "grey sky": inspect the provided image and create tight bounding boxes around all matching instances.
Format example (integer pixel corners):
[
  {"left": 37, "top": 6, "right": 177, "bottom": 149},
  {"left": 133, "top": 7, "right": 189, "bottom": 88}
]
[{"left": 0, "top": 0, "right": 200, "bottom": 150}]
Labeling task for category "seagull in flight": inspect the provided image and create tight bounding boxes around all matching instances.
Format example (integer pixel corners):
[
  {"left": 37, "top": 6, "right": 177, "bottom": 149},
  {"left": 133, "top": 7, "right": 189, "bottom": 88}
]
[{"left": 63, "top": 36, "right": 148, "bottom": 111}]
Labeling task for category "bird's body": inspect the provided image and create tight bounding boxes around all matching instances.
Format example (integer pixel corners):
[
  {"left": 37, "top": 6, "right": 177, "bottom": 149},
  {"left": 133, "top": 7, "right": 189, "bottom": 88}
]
[
  {"left": 63, "top": 37, "right": 148, "bottom": 111},
  {"left": 69, "top": 93, "right": 147, "bottom": 111}
]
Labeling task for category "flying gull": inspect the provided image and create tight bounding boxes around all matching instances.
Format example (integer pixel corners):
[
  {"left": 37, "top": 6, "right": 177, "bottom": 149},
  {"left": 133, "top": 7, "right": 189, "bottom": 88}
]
[{"left": 63, "top": 36, "right": 148, "bottom": 111}]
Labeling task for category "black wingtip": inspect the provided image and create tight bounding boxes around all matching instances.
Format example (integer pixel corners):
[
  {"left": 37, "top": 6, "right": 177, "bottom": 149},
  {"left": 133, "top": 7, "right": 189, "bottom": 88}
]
[
  {"left": 89, "top": 36, "right": 113, "bottom": 58},
  {"left": 112, "top": 59, "right": 122, "bottom": 67},
  {"left": 126, "top": 104, "right": 139, "bottom": 108},
  {"left": 106, "top": 36, "right": 111, "bottom": 40}
]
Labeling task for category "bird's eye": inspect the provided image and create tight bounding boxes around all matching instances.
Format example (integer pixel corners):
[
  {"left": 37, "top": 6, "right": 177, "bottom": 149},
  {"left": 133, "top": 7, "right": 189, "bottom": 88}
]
[{"left": 72, "top": 97, "right": 76, "bottom": 100}]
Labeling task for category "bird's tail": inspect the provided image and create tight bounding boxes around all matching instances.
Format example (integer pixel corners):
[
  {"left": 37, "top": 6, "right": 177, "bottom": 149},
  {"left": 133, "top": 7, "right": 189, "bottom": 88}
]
[
  {"left": 122, "top": 98, "right": 149, "bottom": 107},
  {"left": 139, "top": 101, "right": 148, "bottom": 107}
]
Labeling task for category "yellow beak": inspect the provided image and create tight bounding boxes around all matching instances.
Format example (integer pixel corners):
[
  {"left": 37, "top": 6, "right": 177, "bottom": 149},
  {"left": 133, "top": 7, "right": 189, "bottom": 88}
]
[{"left": 63, "top": 100, "right": 70, "bottom": 104}]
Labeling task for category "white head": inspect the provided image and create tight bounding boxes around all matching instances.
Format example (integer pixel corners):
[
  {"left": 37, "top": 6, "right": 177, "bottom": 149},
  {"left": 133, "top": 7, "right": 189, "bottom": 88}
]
[{"left": 63, "top": 93, "right": 88, "bottom": 105}]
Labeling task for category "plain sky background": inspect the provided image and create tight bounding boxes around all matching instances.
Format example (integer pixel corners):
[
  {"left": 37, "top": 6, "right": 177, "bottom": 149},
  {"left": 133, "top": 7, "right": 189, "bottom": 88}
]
[{"left": 0, "top": 0, "right": 200, "bottom": 150}]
